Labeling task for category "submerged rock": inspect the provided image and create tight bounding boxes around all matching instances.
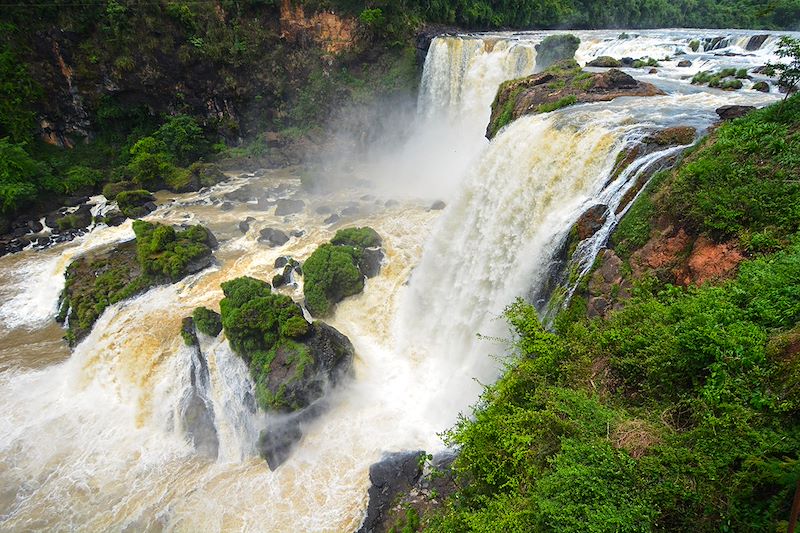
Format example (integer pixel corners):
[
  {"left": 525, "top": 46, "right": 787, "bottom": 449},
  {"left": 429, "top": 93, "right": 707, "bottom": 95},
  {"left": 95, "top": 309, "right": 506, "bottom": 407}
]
[
  {"left": 275, "top": 198, "right": 305, "bottom": 216},
  {"left": 430, "top": 200, "right": 446, "bottom": 210},
  {"left": 258, "top": 228, "right": 290, "bottom": 247}
]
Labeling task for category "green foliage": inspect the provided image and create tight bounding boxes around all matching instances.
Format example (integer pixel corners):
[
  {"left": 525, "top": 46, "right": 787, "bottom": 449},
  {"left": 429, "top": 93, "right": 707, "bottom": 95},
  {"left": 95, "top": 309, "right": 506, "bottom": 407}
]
[
  {"left": 116, "top": 189, "right": 154, "bottom": 218},
  {"left": 330, "top": 226, "right": 382, "bottom": 248},
  {"left": 303, "top": 243, "right": 365, "bottom": 317},
  {"left": 102, "top": 180, "right": 136, "bottom": 200},
  {"left": 132, "top": 220, "right": 212, "bottom": 280},
  {"left": 430, "top": 232, "right": 800, "bottom": 530},
  {"left": 63, "top": 165, "right": 102, "bottom": 194},
  {"left": 769, "top": 36, "right": 800, "bottom": 95},
  {"left": 0, "top": 138, "right": 53, "bottom": 214},
  {"left": 127, "top": 136, "right": 178, "bottom": 189},
  {"left": 153, "top": 114, "right": 208, "bottom": 166},
  {"left": 668, "top": 93, "right": 800, "bottom": 242},
  {"left": 192, "top": 306, "right": 222, "bottom": 337},
  {"left": 689, "top": 39, "right": 700, "bottom": 51},
  {"left": 536, "top": 95, "right": 578, "bottom": 114},
  {"left": 0, "top": 30, "right": 41, "bottom": 143}
]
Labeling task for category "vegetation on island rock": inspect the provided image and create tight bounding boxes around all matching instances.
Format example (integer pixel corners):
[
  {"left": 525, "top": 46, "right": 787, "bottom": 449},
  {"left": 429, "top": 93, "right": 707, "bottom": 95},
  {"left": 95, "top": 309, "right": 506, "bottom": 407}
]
[
  {"left": 304, "top": 227, "right": 383, "bottom": 317},
  {"left": 57, "top": 221, "right": 215, "bottom": 344},
  {"left": 487, "top": 60, "right": 664, "bottom": 138}
]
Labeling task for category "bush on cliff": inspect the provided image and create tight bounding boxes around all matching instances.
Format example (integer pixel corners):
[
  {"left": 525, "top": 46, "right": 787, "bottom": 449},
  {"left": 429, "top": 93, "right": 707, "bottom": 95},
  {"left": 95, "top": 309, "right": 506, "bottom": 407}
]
[
  {"left": 192, "top": 306, "right": 222, "bottom": 337},
  {"left": 330, "top": 226, "right": 382, "bottom": 248},
  {"left": 668, "top": 93, "right": 800, "bottom": 246}
]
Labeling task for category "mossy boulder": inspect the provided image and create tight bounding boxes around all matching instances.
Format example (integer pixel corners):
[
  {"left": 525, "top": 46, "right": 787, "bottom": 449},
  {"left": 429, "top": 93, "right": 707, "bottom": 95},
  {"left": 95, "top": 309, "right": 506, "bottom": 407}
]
[
  {"left": 534, "top": 34, "right": 581, "bottom": 71},
  {"left": 116, "top": 190, "right": 156, "bottom": 219},
  {"left": 303, "top": 226, "right": 384, "bottom": 317},
  {"left": 58, "top": 222, "right": 215, "bottom": 345},
  {"left": 219, "top": 276, "right": 353, "bottom": 413},
  {"left": 102, "top": 180, "right": 137, "bottom": 201},
  {"left": 487, "top": 60, "right": 664, "bottom": 139},
  {"left": 193, "top": 307, "right": 222, "bottom": 337},
  {"left": 587, "top": 56, "right": 622, "bottom": 68}
]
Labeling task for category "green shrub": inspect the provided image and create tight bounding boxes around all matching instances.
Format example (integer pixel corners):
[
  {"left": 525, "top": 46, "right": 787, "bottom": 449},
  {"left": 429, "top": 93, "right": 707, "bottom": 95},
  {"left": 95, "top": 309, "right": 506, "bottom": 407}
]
[
  {"left": 132, "top": 220, "right": 211, "bottom": 280},
  {"left": 331, "top": 226, "right": 382, "bottom": 248},
  {"left": 63, "top": 165, "right": 102, "bottom": 193},
  {"left": 303, "top": 243, "right": 364, "bottom": 317},
  {"left": 0, "top": 138, "right": 52, "bottom": 214},
  {"left": 689, "top": 39, "right": 700, "bottom": 52},
  {"left": 668, "top": 93, "right": 800, "bottom": 241},
  {"left": 153, "top": 114, "right": 208, "bottom": 166},
  {"left": 127, "top": 136, "right": 177, "bottom": 188},
  {"left": 102, "top": 180, "right": 136, "bottom": 200},
  {"left": 192, "top": 306, "right": 222, "bottom": 337}
]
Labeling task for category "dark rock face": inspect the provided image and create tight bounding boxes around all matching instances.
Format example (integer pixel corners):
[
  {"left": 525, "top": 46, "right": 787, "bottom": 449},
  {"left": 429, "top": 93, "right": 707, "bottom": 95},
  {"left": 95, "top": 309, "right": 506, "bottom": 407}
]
[
  {"left": 587, "top": 56, "right": 622, "bottom": 68},
  {"left": 275, "top": 256, "right": 289, "bottom": 268},
  {"left": 255, "top": 322, "right": 354, "bottom": 470},
  {"left": 324, "top": 213, "right": 340, "bottom": 225},
  {"left": 258, "top": 228, "right": 290, "bottom": 247},
  {"left": 716, "top": 105, "right": 756, "bottom": 121},
  {"left": 275, "top": 199, "right": 305, "bottom": 216},
  {"left": 574, "top": 205, "right": 608, "bottom": 241},
  {"left": 102, "top": 209, "right": 126, "bottom": 227},
  {"left": 181, "top": 317, "right": 199, "bottom": 346},
  {"left": 746, "top": 34, "right": 769, "bottom": 51},
  {"left": 588, "top": 249, "right": 632, "bottom": 318},
  {"left": 677, "top": 59, "right": 693, "bottom": 68},
  {"left": 358, "top": 451, "right": 425, "bottom": 533},
  {"left": 359, "top": 248, "right": 384, "bottom": 279},
  {"left": 238, "top": 217, "right": 254, "bottom": 233},
  {"left": 430, "top": 200, "right": 446, "bottom": 210}
]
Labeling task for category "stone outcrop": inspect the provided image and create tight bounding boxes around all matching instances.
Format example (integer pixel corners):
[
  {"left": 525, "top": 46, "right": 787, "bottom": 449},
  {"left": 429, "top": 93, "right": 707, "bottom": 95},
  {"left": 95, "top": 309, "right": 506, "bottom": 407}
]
[
  {"left": 587, "top": 249, "right": 632, "bottom": 318},
  {"left": 487, "top": 61, "right": 664, "bottom": 139},
  {"left": 716, "top": 105, "right": 756, "bottom": 121}
]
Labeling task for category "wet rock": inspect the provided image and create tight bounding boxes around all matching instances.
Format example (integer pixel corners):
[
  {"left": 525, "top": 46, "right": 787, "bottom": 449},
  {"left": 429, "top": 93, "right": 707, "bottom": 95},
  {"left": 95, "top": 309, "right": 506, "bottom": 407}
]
[
  {"left": 359, "top": 248, "right": 384, "bottom": 278},
  {"left": 275, "top": 198, "right": 305, "bottom": 216},
  {"left": 341, "top": 205, "right": 360, "bottom": 217},
  {"left": 677, "top": 59, "right": 692, "bottom": 67},
  {"left": 358, "top": 451, "right": 425, "bottom": 533},
  {"left": 238, "top": 217, "right": 255, "bottom": 233},
  {"left": 752, "top": 81, "right": 770, "bottom": 92},
  {"left": 430, "top": 200, "right": 446, "bottom": 210},
  {"left": 746, "top": 34, "right": 769, "bottom": 51},
  {"left": 716, "top": 105, "right": 756, "bottom": 121},
  {"left": 587, "top": 56, "right": 622, "bottom": 68},
  {"left": 102, "top": 209, "right": 126, "bottom": 227},
  {"left": 324, "top": 213, "right": 340, "bottom": 224},
  {"left": 384, "top": 200, "right": 399, "bottom": 208},
  {"left": 258, "top": 228, "right": 289, "bottom": 247},
  {"left": 259, "top": 419, "right": 304, "bottom": 470},
  {"left": 275, "top": 256, "right": 290, "bottom": 269},
  {"left": 315, "top": 205, "right": 333, "bottom": 215},
  {"left": 26, "top": 220, "right": 44, "bottom": 233},
  {"left": 587, "top": 249, "right": 631, "bottom": 318},
  {"left": 181, "top": 317, "right": 199, "bottom": 347},
  {"left": 648, "top": 68, "right": 658, "bottom": 74},
  {"left": 621, "top": 57, "right": 634, "bottom": 66},
  {"left": 63, "top": 195, "right": 89, "bottom": 207},
  {"left": 272, "top": 272, "right": 287, "bottom": 288},
  {"left": 180, "top": 340, "right": 219, "bottom": 459},
  {"left": 219, "top": 201, "right": 234, "bottom": 212},
  {"left": 534, "top": 34, "right": 581, "bottom": 71},
  {"left": 574, "top": 205, "right": 608, "bottom": 241},
  {"left": 645, "top": 126, "right": 696, "bottom": 146},
  {"left": 289, "top": 229, "right": 305, "bottom": 238}
]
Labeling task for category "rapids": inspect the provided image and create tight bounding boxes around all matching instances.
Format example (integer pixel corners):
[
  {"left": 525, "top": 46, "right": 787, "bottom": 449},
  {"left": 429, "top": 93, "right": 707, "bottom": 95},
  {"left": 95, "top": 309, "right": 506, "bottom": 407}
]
[{"left": 0, "top": 28, "right": 796, "bottom": 531}]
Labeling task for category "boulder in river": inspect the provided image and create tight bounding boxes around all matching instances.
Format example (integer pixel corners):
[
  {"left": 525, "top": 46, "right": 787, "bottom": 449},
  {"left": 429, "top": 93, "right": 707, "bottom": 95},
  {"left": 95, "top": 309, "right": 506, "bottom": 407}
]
[
  {"left": 587, "top": 56, "right": 622, "bottom": 68},
  {"left": 357, "top": 451, "right": 425, "bottom": 533},
  {"left": 716, "top": 105, "right": 756, "bottom": 121},
  {"left": 258, "top": 228, "right": 290, "bottom": 247},
  {"left": 534, "top": 34, "right": 581, "bottom": 71},
  {"left": 275, "top": 198, "right": 305, "bottom": 216},
  {"left": 677, "top": 59, "right": 693, "bottom": 68}
]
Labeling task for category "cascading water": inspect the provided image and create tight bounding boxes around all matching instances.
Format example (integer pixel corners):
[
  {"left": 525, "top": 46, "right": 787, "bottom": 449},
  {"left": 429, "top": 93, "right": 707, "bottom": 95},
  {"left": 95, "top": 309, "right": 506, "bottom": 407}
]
[{"left": 0, "top": 29, "right": 795, "bottom": 532}]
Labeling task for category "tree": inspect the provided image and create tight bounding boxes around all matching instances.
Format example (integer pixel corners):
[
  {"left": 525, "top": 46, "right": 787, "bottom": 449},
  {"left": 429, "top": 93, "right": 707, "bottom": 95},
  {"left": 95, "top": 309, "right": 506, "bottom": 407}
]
[{"left": 770, "top": 36, "right": 800, "bottom": 99}]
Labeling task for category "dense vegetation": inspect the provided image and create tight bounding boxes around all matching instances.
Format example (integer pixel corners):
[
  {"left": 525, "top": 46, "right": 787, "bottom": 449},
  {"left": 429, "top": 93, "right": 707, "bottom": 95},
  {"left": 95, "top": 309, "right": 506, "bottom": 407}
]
[
  {"left": 58, "top": 221, "right": 214, "bottom": 343},
  {"left": 219, "top": 276, "right": 313, "bottom": 410},
  {"left": 303, "top": 226, "right": 381, "bottom": 317},
  {"left": 423, "top": 95, "right": 800, "bottom": 531}
]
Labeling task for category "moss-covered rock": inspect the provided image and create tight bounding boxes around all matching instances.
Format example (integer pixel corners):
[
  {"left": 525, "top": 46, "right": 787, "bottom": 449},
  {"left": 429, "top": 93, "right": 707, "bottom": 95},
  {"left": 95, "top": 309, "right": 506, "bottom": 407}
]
[
  {"left": 534, "top": 34, "right": 581, "bottom": 71},
  {"left": 116, "top": 189, "right": 156, "bottom": 218},
  {"left": 486, "top": 61, "right": 664, "bottom": 139},
  {"left": 192, "top": 307, "right": 222, "bottom": 337},
  {"left": 303, "top": 244, "right": 364, "bottom": 317},
  {"left": 58, "top": 222, "right": 215, "bottom": 345},
  {"left": 587, "top": 56, "right": 622, "bottom": 68},
  {"left": 219, "top": 276, "right": 353, "bottom": 415},
  {"left": 181, "top": 317, "right": 198, "bottom": 346},
  {"left": 331, "top": 226, "right": 382, "bottom": 248},
  {"left": 101, "top": 180, "right": 137, "bottom": 201}
]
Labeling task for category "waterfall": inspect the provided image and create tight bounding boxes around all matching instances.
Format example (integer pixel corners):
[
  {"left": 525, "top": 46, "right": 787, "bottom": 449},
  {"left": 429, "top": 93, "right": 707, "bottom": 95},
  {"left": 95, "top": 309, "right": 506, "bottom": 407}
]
[{"left": 0, "top": 28, "right": 791, "bottom": 532}]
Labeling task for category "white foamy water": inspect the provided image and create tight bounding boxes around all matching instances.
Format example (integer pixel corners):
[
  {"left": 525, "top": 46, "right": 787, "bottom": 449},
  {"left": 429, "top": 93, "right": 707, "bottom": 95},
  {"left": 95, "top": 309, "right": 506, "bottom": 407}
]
[{"left": 0, "top": 28, "right": 792, "bottom": 531}]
